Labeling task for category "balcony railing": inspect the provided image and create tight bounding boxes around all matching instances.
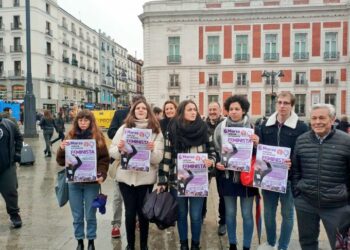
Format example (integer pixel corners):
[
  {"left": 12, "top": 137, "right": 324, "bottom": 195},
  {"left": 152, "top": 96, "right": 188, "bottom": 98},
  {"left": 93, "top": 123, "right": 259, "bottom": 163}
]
[
  {"left": 207, "top": 81, "right": 220, "bottom": 87},
  {"left": 324, "top": 78, "right": 339, "bottom": 85},
  {"left": 80, "top": 80, "right": 85, "bottom": 86},
  {"left": 62, "top": 22, "right": 68, "bottom": 30},
  {"left": 46, "top": 50, "right": 54, "bottom": 57},
  {"left": 10, "top": 45, "right": 22, "bottom": 53},
  {"left": 45, "top": 74, "right": 55, "bottom": 82},
  {"left": 87, "top": 50, "right": 92, "bottom": 57},
  {"left": 93, "top": 54, "right": 98, "bottom": 60},
  {"left": 11, "top": 22, "right": 21, "bottom": 30},
  {"left": 87, "top": 66, "right": 92, "bottom": 72},
  {"left": 265, "top": 79, "right": 279, "bottom": 86},
  {"left": 79, "top": 63, "right": 86, "bottom": 70},
  {"left": 93, "top": 69, "right": 98, "bottom": 74},
  {"left": 71, "top": 43, "right": 78, "bottom": 50},
  {"left": 235, "top": 53, "right": 250, "bottom": 62},
  {"left": 294, "top": 80, "right": 308, "bottom": 85},
  {"left": 293, "top": 52, "right": 309, "bottom": 61},
  {"left": 62, "top": 39, "right": 69, "bottom": 47},
  {"left": 79, "top": 32, "right": 84, "bottom": 39},
  {"left": 71, "top": 28, "right": 76, "bottom": 35},
  {"left": 79, "top": 47, "right": 85, "bottom": 54},
  {"left": 206, "top": 54, "right": 221, "bottom": 64},
  {"left": 63, "top": 78, "right": 71, "bottom": 84},
  {"left": 8, "top": 70, "right": 24, "bottom": 78},
  {"left": 167, "top": 55, "right": 181, "bottom": 64},
  {"left": 62, "top": 56, "right": 70, "bottom": 64},
  {"left": 168, "top": 82, "right": 180, "bottom": 88},
  {"left": 324, "top": 51, "right": 340, "bottom": 61},
  {"left": 236, "top": 80, "right": 249, "bottom": 87},
  {"left": 264, "top": 53, "right": 279, "bottom": 61},
  {"left": 73, "top": 78, "right": 78, "bottom": 85},
  {"left": 45, "top": 29, "right": 52, "bottom": 37},
  {"left": 72, "top": 59, "right": 78, "bottom": 67}
]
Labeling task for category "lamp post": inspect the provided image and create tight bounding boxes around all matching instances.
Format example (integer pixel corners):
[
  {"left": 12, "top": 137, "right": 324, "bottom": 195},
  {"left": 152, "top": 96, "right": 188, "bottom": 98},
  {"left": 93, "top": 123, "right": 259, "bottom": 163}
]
[
  {"left": 261, "top": 70, "right": 284, "bottom": 115},
  {"left": 23, "top": 0, "right": 38, "bottom": 137}
]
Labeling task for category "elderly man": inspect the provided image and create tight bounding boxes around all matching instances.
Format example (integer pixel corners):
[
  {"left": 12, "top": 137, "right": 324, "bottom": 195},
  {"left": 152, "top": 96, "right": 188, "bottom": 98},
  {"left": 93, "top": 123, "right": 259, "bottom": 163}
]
[{"left": 292, "top": 103, "right": 350, "bottom": 250}]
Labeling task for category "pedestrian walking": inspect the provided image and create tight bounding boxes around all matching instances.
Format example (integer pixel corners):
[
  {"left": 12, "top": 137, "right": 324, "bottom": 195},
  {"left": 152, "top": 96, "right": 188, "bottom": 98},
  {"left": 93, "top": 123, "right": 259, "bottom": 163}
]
[
  {"left": 257, "top": 91, "right": 308, "bottom": 250},
  {"left": 109, "top": 99, "right": 164, "bottom": 250},
  {"left": 56, "top": 109, "right": 110, "bottom": 250},
  {"left": 213, "top": 95, "right": 260, "bottom": 250},
  {"left": 39, "top": 110, "right": 55, "bottom": 157},
  {"left": 157, "top": 100, "right": 216, "bottom": 250},
  {"left": 0, "top": 116, "right": 23, "bottom": 228},
  {"left": 51, "top": 112, "right": 65, "bottom": 145}
]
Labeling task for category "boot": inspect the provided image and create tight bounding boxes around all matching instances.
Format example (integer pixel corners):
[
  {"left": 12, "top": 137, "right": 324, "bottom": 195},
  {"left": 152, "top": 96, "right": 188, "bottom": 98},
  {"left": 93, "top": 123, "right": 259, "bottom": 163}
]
[
  {"left": 125, "top": 246, "right": 135, "bottom": 250},
  {"left": 46, "top": 152, "right": 52, "bottom": 157},
  {"left": 88, "top": 240, "right": 95, "bottom": 250},
  {"left": 180, "top": 240, "right": 189, "bottom": 250},
  {"left": 229, "top": 244, "right": 237, "bottom": 250},
  {"left": 76, "top": 239, "right": 84, "bottom": 250},
  {"left": 243, "top": 247, "right": 250, "bottom": 250},
  {"left": 191, "top": 240, "right": 200, "bottom": 250}
]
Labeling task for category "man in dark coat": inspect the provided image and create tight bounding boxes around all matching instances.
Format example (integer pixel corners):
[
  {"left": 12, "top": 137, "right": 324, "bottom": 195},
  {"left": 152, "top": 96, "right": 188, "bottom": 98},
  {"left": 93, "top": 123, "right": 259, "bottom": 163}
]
[
  {"left": 0, "top": 117, "right": 23, "bottom": 228},
  {"left": 292, "top": 103, "right": 350, "bottom": 250}
]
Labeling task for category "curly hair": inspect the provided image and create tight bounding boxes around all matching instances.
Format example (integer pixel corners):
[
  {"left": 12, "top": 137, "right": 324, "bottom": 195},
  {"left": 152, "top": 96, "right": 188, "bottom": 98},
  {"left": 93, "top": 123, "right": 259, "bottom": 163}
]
[{"left": 224, "top": 95, "right": 250, "bottom": 115}]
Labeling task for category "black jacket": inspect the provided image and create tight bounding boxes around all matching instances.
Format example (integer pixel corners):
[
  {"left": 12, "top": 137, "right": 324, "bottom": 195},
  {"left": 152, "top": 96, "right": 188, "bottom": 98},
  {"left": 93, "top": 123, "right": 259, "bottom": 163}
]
[
  {"left": 0, "top": 118, "right": 23, "bottom": 171},
  {"left": 292, "top": 129, "right": 350, "bottom": 208},
  {"left": 107, "top": 108, "right": 129, "bottom": 139}
]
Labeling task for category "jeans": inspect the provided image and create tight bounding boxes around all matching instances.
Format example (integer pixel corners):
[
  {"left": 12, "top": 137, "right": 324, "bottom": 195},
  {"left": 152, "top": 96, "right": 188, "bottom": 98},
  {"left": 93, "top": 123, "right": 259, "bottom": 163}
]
[
  {"left": 119, "top": 182, "right": 153, "bottom": 249},
  {"left": 111, "top": 180, "right": 123, "bottom": 227},
  {"left": 224, "top": 195, "right": 254, "bottom": 248},
  {"left": 295, "top": 196, "right": 350, "bottom": 250},
  {"left": 0, "top": 165, "right": 19, "bottom": 215},
  {"left": 68, "top": 183, "right": 100, "bottom": 240},
  {"left": 43, "top": 131, "right": 53, "bottom": 154},
  {"left": 262, "top": 182, "right": 294, "bottom": 250},
  {"left": 170, "top": 188, "right": 204, "bottom": 243}
]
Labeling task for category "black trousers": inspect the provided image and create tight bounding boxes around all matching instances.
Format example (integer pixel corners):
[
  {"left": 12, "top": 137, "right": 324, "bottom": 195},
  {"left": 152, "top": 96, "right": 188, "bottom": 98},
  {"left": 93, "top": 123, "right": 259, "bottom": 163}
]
[
  {"left": 216, "top": 175, "right": 226, "bottom": 225},
  {"left": 51, "top": 131, "right": 65, "bottom": 144},
  {"left": 119, "top": 182, "right": 153, "bottom": 248},
  {"left": 0, "top": 165, "right": 19, "bottom": 216}
]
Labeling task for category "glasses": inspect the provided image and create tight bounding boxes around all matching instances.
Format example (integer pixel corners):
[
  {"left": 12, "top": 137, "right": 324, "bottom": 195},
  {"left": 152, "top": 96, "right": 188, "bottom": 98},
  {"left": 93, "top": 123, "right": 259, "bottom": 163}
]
[{"left": 277, "top": 101, "right": 291, "bottom": 106}]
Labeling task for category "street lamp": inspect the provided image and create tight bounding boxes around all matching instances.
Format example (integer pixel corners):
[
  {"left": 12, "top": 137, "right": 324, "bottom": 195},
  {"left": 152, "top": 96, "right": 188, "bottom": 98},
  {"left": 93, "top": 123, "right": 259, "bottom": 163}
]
[{"left": 261, "top": 70, "right": 284, "bottom": 115}]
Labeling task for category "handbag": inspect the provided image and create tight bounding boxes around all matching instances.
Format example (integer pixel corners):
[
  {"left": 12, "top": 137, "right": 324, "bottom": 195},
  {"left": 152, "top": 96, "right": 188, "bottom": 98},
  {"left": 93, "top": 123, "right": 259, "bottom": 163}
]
[
  {"left": 240, "top": 156, "right": 256, "bottom": 186},
  {"left": 55, "top": 169, "right": 69, "bottom": 207}
]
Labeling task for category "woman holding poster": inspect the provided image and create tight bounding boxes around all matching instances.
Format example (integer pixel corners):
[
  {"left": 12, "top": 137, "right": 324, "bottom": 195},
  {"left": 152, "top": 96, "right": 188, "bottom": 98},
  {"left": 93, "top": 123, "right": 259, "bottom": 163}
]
[
  {"left": 214, "top": 95, "right": 259, "bottom": 250},
  {"left": 56, "top": 110, "right": 110, "bottom": 250},
  {"left": 157, "top": 100, "right": 216, "bottom": 250},
  {"left": 109, "top": 99, "right": 164, "bottom": 250}
]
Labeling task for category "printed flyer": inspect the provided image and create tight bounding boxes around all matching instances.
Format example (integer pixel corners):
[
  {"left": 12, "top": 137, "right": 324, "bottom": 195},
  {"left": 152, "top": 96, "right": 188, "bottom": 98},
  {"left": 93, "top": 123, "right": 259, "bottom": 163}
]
[
  {"left": 65, "top": 139, "right": 97, "bottom": 182},
  {"left": 253, "top": 144, "right": 291, "bottom": 193},
  {"left": 221, "top": 127, "right": 254, "bottom": 172},
  {"left": 122, "top": 128, "right": 152, "bottom": 172},
  {"left": 177, "top": 153, "right": 208, "bottom": 197}
]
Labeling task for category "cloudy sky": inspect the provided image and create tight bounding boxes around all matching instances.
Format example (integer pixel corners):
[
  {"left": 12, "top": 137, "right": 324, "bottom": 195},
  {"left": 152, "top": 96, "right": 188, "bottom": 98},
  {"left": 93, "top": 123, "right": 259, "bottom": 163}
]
[{"left": 58, "top": 0, "right": 150, "bottom": 59}]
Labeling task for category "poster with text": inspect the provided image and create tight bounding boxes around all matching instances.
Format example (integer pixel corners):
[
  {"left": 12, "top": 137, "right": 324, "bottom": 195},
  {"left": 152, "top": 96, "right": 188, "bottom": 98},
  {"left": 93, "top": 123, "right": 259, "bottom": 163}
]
[
  {"left": 221, "top": 127, "right": 254, "bottom": 172},
  {"left": 177, "top": 153, "right": 209, "bottom": 197},
  {"left": 253, "top": 144, "right": 291, "bottom": 193},
  {"left": 65, "top": 139, "right": 97, "bottom": 182},
  {"left": 122, "top": 128, "right": 152, "bottom": 172}
]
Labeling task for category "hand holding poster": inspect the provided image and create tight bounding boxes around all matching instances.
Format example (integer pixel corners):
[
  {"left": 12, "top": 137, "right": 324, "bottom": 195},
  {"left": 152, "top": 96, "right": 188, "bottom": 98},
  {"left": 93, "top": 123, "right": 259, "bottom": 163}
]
[
  {"left": 253, "top": 144, "right": 291, "bottom": 193},
  {"left": 177, "top": 153, "right": 208, "bottom": 197},
  {"left": 65, "top": 139, "right": 97, "bottom": 182},
  {"left": 221, "top": 127, "right": 254, "bottom": 172},
  {"left": 122, "top": 128, "right": 152, "bottom": 172}
]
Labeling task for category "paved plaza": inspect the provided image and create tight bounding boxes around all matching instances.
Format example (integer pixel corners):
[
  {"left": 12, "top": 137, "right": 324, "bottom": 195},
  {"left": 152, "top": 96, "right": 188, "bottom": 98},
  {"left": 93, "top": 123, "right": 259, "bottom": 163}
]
[{"left": 0, "top": 130, "right": 331, "bottom": 250}]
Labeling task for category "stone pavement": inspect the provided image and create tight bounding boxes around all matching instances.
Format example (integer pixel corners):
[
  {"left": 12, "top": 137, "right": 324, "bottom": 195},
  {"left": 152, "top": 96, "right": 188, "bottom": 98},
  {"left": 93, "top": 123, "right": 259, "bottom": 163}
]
[{"left": 0, "top": 131, "right": 331, "bottom": 250}]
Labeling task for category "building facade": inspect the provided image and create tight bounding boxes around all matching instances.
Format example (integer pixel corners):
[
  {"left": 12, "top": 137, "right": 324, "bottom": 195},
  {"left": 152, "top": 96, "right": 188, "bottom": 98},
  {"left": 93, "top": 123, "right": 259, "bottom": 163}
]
[
  {"left": 115, "top": 42, "right": 129, "bottom": 108},
  {"left": 140, "top": 0, "right": 350, "bottom": 119}
]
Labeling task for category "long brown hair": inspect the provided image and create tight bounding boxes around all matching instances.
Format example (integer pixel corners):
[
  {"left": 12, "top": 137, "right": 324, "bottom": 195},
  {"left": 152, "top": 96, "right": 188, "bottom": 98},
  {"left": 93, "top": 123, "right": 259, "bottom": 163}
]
[
  {"left": 67, "top": 109, "right": 106, "bottom": 148},
  {"left": 176, "top": 100, "right": 201, "bottom": 124},
  {"left": 43, "top": 110, "right": 53, "bottom": 121},
  {"left": 124, "top": 100, "right": 160, "bottom": 133},
  {"left": 162, "top": 100, "right": 178, "bottom": 118}
]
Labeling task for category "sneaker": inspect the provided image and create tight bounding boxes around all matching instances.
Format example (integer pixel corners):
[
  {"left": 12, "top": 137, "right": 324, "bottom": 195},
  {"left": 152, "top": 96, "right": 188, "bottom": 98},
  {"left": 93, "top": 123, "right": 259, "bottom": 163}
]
[
  {"left": 257, "top": 242, "right": 277, "bottom": 250},
  {"left": 217, "top": 224, "right": 226, "bottom": 236},
  {"left": 111, "top": 226, "right": 121, "bottom": 238},
  {"left": 10, "top": 213, "right": 22, "bottom": 228}
]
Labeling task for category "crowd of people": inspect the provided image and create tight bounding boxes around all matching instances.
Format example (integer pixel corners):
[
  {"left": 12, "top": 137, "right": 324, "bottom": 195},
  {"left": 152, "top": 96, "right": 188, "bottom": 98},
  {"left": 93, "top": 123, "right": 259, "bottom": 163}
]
[{"left": 0, "top": 92, "right": 349, "bottom": 250}]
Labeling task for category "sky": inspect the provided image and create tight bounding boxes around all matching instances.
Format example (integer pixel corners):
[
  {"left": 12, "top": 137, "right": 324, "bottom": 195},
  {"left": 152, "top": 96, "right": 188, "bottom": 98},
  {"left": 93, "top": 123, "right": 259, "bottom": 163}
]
[{"left": 58, "top": 0, "right": 150, "bottom": 59}]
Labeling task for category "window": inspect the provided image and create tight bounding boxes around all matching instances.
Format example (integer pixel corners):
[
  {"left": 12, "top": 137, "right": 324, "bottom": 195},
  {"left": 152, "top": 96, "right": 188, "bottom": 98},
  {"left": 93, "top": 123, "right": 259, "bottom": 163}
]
[
  {"left": 208, "top": 95, "right": 219, "bottom": 103},
  {"left": 295, "top": 72, "right": 307, "bottom": 85},
  {"left": 0, "top": 85, "right": 6, "bottom": 99},
  {"left": 169, "top": 95, "right": 179, "bottom": 104},
  {"left": 14, "top": 61, "right": 21, "bottom": 76},
  {"left": 0, "top": 61, "right": 3, "bottom": 75},
  {"left": 325, "top": 71, "right": 336, "bottom": 84},
  {"left": 208, "top": 74, "right": 219, "bottom": 86},
  {"left": 208, "top": 36, "right": 219, "bottom": 56},
  {"left": 265, "top": 34, "right": 278, "bottom": 60},
  {"left": 237, "top": 73, "right": 248, "bottom": 86},
  {"left": 235, "top": 35, "right": 248, "bottom": 60},
  {"left": 47, "top": 64, "right": 51, "bottom": 76},
  {"left": 294, "top": 33, "right": 308, "bottom": 60},
  {"left": 47, "top": 86, "right": 51, "bottom": 99},
  {"left": 0, "top": 17, "right": 3, "bottom": 29},
  {"left": 265, "top": 94, "right": 276, "bottom": 115},
  {"left": 46, "top": 42, "right": 51, "bottom": 55},
  {"left": 46, "top": 3, "right": 50, "bottom": 14},
  {"left": 13, "top": 15, "right": 20, "bottom": 27},
  {"left": 325, "top": 32, "right": 337, "bottom": 53},
  {"left": 295, "top": 94, "right": 306, "bottom": 116},
  {"left": 12, "top": 85, "right": 24, "bottom": 99},
  {"left": 325, "top": 93, "right": 336, "bottom": 107},
  {"left": 0, "top": 38, "right": 3, "bottom": 52},
  {"left": 46, "top": 21, "right": 51, "bottom": 35},
  {"left": 169, "top": 74, "right": 179, "bottom": 87},
  {"left": 13, "top": 0, "right": 19, "bottom": 7},
  {"left": 168, "top": 37, "right": 180, "bottom": 63}
]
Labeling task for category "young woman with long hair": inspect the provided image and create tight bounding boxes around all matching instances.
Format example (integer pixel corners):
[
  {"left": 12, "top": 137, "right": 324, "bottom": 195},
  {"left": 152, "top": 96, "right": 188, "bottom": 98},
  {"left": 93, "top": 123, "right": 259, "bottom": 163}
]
[
  {"left": 109, "top": 99, "right": 164, "bottom": 250},
  {"left": 56, "top": 109, "right": 110, "bottom": 250},
  {"left": 157, "top": 100, "right": 216, "bottom": 250},
  {"left": 39, "top": 110, "right": 55, "bottom": 157}
]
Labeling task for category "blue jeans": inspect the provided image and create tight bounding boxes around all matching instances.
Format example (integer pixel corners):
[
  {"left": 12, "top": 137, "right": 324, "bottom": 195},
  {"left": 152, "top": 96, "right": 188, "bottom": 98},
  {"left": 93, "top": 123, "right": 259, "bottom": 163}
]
[
  {"left": 262, "top": 182, "right": 294, "bottom": 250},
  {"left": 68, "top": 183, "right": 100, "bottom": 240},
  {"left": 224, "top": 196, "right": 254, "bottom": 248},
  {"left": 170, "top": 188, "right": 204, "bottom": 243}
]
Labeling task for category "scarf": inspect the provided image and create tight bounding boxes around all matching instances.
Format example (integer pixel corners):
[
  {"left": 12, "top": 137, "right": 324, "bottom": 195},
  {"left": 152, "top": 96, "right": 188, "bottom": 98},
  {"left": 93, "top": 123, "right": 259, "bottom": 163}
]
[
  {"left": 75, "top": 129, "right": 92, "bottom": 139},
  {"left": 225, "top": 115, "right": 251, "bottom": 128},
  {"left": 169, "top": 116, "right": 208, "bottom": 152},
  {"left": 134, "top": 119, "right": 149, "bottom": 129}
]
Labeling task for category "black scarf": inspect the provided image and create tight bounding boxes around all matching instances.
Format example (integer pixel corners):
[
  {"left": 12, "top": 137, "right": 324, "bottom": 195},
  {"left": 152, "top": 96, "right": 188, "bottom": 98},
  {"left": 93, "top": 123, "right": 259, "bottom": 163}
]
[
  {"left": 169, "top": 116, "right": 208, "bottom": 152},
  {"left": 75, "top": 129, "right": 92, "bottom": 139}
]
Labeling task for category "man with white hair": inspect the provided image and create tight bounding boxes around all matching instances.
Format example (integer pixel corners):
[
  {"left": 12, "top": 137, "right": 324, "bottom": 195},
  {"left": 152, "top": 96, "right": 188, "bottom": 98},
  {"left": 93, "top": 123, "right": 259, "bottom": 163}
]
[{"left": 292, "top": 103, "right": 350, "bottom": 249}]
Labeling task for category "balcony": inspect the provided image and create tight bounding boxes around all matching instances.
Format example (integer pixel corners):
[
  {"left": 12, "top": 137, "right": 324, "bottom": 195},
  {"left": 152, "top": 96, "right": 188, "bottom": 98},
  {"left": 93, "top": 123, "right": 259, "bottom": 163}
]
[
  {"left": 79, "top": 47, "right": 85, "bottom": 54},
  {"left": 79, "top": 32, "right": 84, "bottom": 39},
  {"left": 324, "top": 78, "right": 339, "bottom": 86},
  {"left": 86, "top": 37, "right": 91, "bottom": 43},
  {"left": 87, "top": 50, "right": 92, "bottom": 57},
  {"left": 167, "top": 55, "right": 181, "bottom": 64},
  {"left": 46, "top": 50, "right": 54, "bottom": 58},
  {"left": 8, "top": 70, "right": 24, "bottom": 79},
  {"left": 73, "top": 78, "right": 78, "bottom": 85},
  {"left": 324, "top": 51, "right": 340, "bottom": 61},
  {"left": 71, "top": 43, "right": 78, "bottom": 50},
  {"left": 0, "top": 24, "right": 5, "bottom": 31},
  {"left": 236, "top": 80, "right": 249, "bottom": 87},
  {"left": 168, "top": 82, "right": 180, "bottom": 89},
  {"left": 93, "top": 69, "right": 98, "bottom": 74},
  {"left": 80, "top": 80, "right": 85, "bottom": 86},
  {"left": 11, "top": 22, "right": 22, "bottom": 30},
  {"left": 93, "top": 54, "right": 98, "bottom": 60},
  {"left": 0, "top": 45, "right": 5, "bottom": 54},
  {"left": 45, "top": 29, "right": 52, "bottom": 37},
  {"left": 62, "top": 39, "right": 69, "bottom": 47},
  {"left": 294, "top": 80, "right": 308, "bottom": 86},
  {"left": 62, "top": 56, "right": 70, "bottom": 64},
  {"left": 264, "top": 53, "right": 279, "bottom": 62},
  {"left": 10, "top": 45, "right": 22, "bottom": 53},
  {"left": 72, "top": 59, "right": 78, "bottom": 67},
  {"left": 45, "top": 74, "right": 55, "bottom": 82},
  {"left": 79, "top": 63, "right": 86, "bottom": 70},
  {"left": 71, "top": 28, "right": 76, "bottom": 35},
  {"left": 293, "top": 52, "right": 309, "bottom": 61},
  {"left": 0, "top": 71, "right": 6, "bottom": 79},
  {"left": 87, "top": 66, "right": 92, "bottom": 72},
  {"left": 207, "top": 81, "right": 220, "bottom": 88},
  {"left": 62, "top": 22, "right": 68, "bottom": 30},
  {"left": 264, "top": 79, "right": 279, "bottom": 87},
  {"left": 206, "top": 54, "right": 221, "bottom": 64},
  {"left": 235, "top": 54, "right": 250, "bottom": 62},
  {"left": 63, "top": 78, "right": 71, "bottom": 84}
]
